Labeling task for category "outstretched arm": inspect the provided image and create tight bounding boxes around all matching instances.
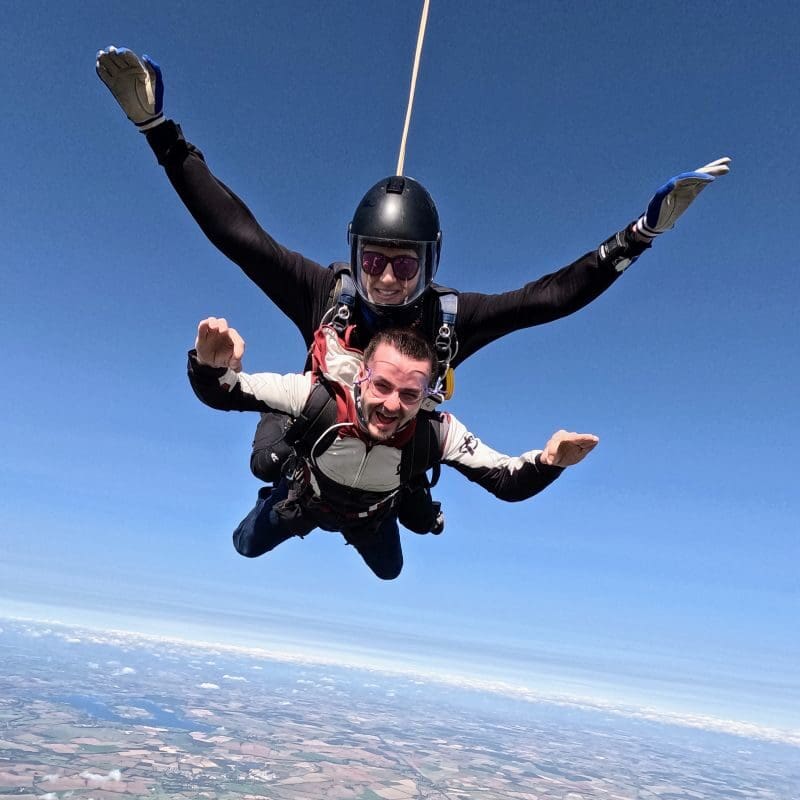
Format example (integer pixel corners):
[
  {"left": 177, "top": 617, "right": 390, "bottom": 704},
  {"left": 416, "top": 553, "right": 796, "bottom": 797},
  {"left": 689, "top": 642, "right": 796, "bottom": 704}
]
[
  {"left": 188, "top": 317, "right": 312, "bottom": 414},
  {"left": 96, "top": 46, "right": 333, "bottom": 344},
  {"left": 454, "top": 157, "right": 732, "bottom": 364},
  {"left": 440, "top": 415, "right": 598, "bottom": 501}
]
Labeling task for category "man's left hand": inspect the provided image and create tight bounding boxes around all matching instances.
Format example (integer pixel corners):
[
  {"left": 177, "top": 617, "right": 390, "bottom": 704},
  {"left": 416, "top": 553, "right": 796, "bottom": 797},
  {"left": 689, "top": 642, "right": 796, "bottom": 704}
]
[
  {"left": 635, "top": 157, "right": 731, "bottom": 239},
  {"left": 540, "top": 431, "right": 599, "bottom": 467}
]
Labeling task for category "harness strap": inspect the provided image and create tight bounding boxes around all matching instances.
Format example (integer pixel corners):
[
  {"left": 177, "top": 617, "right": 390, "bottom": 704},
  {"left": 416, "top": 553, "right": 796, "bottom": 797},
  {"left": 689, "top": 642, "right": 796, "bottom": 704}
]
[
  {"left": 435, "top": 291, "right": 457, "bottom": 376},
  {"left": 437, "top": 291, "right": 458, "bottom": 327},
  {"left": 401, "top": 412, "right": 443, "bottom": 488},
  {"left": 330, "top": 263, "right": 356, "bottom": 336},
  {"left": 284, "top": 381, "right": 339, "bottom": 458},
  {"left": 420, "top": 288, "right": 458, "bottom": 410},
  {"left": 313, "top": 489, "right": 399, "bottom": 521},
  {"left": 430, "top": 287, "right": 458, "bottom": 364}
]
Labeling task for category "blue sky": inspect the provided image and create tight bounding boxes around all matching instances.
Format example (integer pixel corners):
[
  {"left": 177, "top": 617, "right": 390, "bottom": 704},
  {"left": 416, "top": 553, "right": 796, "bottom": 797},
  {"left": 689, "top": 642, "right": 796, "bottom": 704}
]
[{"left": 2, "top": 1, "right": 798, "bottom": 736}]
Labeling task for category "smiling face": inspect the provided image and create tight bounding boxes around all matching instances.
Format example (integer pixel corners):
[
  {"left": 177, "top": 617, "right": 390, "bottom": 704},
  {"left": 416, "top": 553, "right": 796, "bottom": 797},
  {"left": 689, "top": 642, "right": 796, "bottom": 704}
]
[
  {"left": 359, "top": 243, "right": 423, "bottom": 306},
  {"left": 358, "top": 342, "right": 432, "bottom": 441}
]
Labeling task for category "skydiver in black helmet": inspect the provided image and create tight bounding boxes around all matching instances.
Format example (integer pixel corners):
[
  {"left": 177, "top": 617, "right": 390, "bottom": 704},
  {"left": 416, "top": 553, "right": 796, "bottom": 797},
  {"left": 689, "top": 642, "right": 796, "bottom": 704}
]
[{"left": 96, "top": 46, "right": 731, "bottom": 537}]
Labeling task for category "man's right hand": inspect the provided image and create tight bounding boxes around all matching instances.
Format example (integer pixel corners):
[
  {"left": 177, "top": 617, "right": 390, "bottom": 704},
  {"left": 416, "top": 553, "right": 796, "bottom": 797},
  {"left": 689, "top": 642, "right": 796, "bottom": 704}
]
[
  {"left": 195, "top": 317, "right": 245, "bottom": 371},
  {"left": 96, "top": 45, "right": 164, "bottom": 131}
]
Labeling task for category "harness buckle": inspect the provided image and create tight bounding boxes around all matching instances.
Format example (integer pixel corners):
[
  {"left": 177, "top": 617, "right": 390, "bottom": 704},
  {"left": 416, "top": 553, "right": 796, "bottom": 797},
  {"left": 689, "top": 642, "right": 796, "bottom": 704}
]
[{"left": 331, "top": 303, "right": 351, "bottom": 334}]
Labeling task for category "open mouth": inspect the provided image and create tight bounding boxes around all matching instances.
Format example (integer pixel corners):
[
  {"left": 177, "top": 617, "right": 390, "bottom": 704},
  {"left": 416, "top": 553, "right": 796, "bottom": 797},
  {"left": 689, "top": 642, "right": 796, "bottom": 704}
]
[
  {"left": 372, "top": 288, "right": 404, "bottom": 302},
  {"left": 373, "top": 409, "right": 398, "bottom": 428}
]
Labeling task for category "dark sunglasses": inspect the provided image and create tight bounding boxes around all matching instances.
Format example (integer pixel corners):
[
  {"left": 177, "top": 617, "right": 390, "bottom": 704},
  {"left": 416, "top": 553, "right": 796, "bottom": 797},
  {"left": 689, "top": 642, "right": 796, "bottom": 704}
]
[{"left": 361, "top": 250, "right": 420, "bottom": 281}]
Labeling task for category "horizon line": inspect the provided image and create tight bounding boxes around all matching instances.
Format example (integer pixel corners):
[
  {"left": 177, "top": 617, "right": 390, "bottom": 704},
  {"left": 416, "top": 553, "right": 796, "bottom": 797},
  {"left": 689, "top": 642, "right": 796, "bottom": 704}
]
[{"left": 2, "top": 609, "right": 798, "bottom": 750}]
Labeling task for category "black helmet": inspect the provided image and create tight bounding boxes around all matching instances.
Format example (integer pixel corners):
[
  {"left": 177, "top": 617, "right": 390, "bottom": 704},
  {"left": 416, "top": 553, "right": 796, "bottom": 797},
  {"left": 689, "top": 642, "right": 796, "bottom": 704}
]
[{"left": 348, "top": 175, "right": 442, "bottom": 308}]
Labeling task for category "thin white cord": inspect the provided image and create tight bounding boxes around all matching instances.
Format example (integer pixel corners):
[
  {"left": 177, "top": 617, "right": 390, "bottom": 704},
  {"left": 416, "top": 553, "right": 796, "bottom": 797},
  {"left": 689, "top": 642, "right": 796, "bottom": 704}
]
[
  {"left": 310, "top": 422, "right": 355, "bottom": 467},
  {"left": 396, "top": 0, "right": 430, "bottom": 177}
]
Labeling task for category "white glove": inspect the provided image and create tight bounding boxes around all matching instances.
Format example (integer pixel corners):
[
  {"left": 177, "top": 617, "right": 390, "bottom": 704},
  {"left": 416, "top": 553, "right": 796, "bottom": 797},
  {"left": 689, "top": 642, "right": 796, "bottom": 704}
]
[
  {"left": 96, "top": 45, "right": 164, "bottom": 131},
  {"left": 635, "top": 157, "right": 731, "bottom": 240}
]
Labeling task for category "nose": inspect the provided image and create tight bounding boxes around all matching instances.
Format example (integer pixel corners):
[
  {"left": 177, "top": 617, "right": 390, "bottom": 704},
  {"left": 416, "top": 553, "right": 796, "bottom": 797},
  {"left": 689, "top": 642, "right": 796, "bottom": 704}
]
[
  {"left": 381, "top": 392, "right": 402, "bottom": 412},
  {"left": 378, "top": 264, "right": 399, "bottom": 284}
]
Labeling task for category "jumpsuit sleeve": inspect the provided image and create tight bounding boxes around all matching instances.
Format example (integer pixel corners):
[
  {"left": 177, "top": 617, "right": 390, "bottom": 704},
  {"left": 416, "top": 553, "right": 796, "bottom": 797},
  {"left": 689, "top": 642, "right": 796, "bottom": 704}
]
[
  {"left": 187, "top": 351, "right": 312, "bottom": 417},
  {"left": 439, "top": 412, "right": 564, "bottom": 501},
  {"left": 146, "top": 121, "right": 334, "bottom": 344},
  {"left": 453, "top": 250, "right": 624, "bottom": 365}
]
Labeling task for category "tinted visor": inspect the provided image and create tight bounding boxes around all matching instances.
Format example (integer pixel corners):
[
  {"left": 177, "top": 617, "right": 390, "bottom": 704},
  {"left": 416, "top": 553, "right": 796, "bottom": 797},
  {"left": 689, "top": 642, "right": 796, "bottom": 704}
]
[{"left": 352, "top": 236, "right": 435, "bottom": 308}]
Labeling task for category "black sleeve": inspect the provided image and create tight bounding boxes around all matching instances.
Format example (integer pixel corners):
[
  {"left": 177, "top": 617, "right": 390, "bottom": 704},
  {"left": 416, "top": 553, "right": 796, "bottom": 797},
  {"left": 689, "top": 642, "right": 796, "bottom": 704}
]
[
  {"left": 452, "top": 250, "right": 623, "bottom": 366},
  {"left": 187, "top": 351, "right": 274, "bottom": 413},
  {"left": 447, "top": 453, "right": 564, "bottom": 502},
  {"left": 146, "top": 121, "right": 335, "bottom": 345}
]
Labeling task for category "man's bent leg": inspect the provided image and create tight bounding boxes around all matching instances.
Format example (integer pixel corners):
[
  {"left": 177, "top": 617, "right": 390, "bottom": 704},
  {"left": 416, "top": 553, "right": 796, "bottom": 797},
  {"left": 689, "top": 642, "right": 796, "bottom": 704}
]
[
  {"left": 250, "top": 411, "right": 294, "bottom": 483},
  {"left": 397, "top": 477, "right": 444, "bottom": 534},
  {"left": 233, "top": 480, "right": 312, "bottom": 558},
  {"left": 344, "top": 516, "right": 403, "bottom": 580}
]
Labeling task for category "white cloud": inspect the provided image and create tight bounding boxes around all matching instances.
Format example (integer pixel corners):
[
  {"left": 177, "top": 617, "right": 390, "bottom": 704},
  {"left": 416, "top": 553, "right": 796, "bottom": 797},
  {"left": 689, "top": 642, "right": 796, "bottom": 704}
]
[
  {"left": 198, "top": 682, "right": 220, "bottom": 689},
  {"left": 80, "top": 769, "right": 122, "bottom": 783},
  {"left": 222, "top": 674, "right": 247, "bottom": 682}
]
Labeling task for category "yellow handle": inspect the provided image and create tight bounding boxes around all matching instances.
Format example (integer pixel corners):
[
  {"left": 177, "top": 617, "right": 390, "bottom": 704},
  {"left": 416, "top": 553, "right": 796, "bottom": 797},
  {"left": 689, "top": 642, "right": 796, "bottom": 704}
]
[{"left": 443, "top": 367, "right": 455, "bottom": 400}]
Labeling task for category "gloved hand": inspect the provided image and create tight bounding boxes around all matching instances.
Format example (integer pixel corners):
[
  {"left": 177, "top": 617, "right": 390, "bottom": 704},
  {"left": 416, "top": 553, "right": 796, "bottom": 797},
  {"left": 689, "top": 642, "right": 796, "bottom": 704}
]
[
  {"left": 634, "top": 157, "right": 731, "bottom": 240},
  {"left": 96, "top": 45, "right": 164, "bottom": 131}
]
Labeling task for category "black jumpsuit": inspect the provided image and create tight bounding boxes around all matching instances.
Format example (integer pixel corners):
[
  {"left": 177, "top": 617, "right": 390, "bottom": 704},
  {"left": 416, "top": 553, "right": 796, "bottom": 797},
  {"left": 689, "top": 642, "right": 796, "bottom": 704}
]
[{"left": 145, "top": 120, "right": 625, "bottom": 362}]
